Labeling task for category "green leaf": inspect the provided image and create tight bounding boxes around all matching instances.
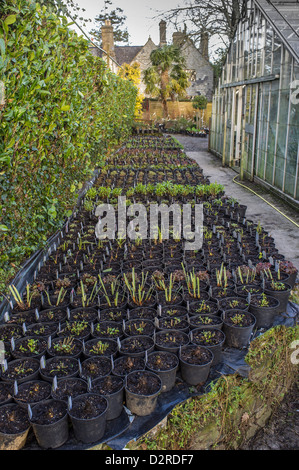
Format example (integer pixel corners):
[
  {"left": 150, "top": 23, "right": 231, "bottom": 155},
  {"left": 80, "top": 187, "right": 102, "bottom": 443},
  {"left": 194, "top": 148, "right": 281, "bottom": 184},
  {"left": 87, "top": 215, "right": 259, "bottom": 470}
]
[
  {"left": 0, "top": 39, "right": 5, "bottom": 57},
  {"left": 61, "top": 105, "right": 70, "bottom": 112},
  {"left": 4, "top": 15, "right": 17, "bottom": 26},
  {"left": 0, "top": 225, "right": 9, "bottom": 232}
]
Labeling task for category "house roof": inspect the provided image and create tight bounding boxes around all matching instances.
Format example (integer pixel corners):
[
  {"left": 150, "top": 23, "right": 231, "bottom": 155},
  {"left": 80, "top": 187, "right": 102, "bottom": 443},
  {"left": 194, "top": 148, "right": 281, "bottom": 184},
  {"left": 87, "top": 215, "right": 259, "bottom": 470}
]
[
  {"left": 114, "top": 46, "right": 143, "bottom": 65},
  {"left": 254, "top": 0, "right": 299, "bottom": 61}
]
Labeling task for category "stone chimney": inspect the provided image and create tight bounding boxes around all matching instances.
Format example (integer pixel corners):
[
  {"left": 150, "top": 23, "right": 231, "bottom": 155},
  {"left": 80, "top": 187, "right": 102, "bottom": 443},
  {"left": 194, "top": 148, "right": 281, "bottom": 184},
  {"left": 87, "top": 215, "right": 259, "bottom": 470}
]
[
  {"left": 172, "top": 29, "right": 185, "bottom": 47},
  {"left": 101, "top": 20, "right": 116, "bottom": 63},
  {"left": 200, "top": 31, "right": 209, "bottom": 61},
  {"left": 159, "top": 20, "right": 167, "bottom": 46}
]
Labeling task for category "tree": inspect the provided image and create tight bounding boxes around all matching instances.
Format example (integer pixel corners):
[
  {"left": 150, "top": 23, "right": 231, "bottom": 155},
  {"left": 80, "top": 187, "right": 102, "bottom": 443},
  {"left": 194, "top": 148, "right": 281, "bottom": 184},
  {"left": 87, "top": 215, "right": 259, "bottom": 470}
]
[
  {"left": 161, "top": 0, "right": 244, "bottom": 58},
  {"left": 143, "top": 45, "right": 189, "bottom": 118},
  {"left": 37, "top": 0, "right": 91, "bottom": 27},
  {"left": 192, "top": 95, "right": 208, "bottom": 128},
  {"left": 90, "top": 0, "right": 129, "bottom": 45},
  {"left": 118, "top": 63, "right": 144, "bottom": 119}
]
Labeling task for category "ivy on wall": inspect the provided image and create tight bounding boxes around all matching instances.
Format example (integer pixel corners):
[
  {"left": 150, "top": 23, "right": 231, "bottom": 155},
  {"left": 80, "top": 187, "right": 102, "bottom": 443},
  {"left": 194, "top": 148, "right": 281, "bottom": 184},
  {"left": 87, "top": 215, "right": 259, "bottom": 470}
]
[{"left": 0, "top": 0, "right": 137, "bottom": 296}]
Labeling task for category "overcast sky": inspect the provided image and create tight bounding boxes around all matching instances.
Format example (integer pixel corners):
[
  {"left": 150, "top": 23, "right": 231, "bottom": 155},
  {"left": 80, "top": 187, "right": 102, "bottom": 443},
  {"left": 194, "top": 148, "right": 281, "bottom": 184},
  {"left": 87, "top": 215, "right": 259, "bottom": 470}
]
[{"left": 70, "top": 0, "right": 184, "bottom": 46}]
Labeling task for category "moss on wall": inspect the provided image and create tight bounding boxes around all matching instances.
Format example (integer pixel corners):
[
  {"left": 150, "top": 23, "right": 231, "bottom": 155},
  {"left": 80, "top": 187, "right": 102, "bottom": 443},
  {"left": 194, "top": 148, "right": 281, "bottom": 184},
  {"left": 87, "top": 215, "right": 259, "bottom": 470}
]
[{"left": 126, "top": 324, "right": 299, "bottom": 450}]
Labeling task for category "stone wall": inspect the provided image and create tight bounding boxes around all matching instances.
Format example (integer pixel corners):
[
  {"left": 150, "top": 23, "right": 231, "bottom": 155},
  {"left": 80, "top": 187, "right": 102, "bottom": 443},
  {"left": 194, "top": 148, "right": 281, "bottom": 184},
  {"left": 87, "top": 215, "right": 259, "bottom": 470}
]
[{"left": 143, "top": 100, "right": 212, "bottom": 126}]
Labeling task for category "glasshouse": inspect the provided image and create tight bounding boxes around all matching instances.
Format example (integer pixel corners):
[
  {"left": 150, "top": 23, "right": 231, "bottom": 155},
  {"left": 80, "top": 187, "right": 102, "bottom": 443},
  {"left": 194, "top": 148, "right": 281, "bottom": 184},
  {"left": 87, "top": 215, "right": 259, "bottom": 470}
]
[{"left": 210, "top": 0, "right": 299, "bottom": 204}]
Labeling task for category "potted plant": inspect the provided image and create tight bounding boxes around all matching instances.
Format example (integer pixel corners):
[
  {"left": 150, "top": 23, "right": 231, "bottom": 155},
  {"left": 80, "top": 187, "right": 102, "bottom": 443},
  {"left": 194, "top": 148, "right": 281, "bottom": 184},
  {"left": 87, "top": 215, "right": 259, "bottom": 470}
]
[
  {"left": 179, "top": 344, "right": 213, "bottom": 386},
  {"left": 0, "top": 403, "right": 30, "bottom": 450},
  {"left": 249, "top": 293, "right": 280, "bottom": 329},
  {"left": 146, "top": 351, "right": 179, "bottom": 393},
  {"left": 155, "top": 329, "right": 189, "bottom": 354},
  {"left": 91, "top": 375, "right": 124, "bottom": 420},
  {"left": 189, "top": 327, "right": 225, "bottom": 365},
  {"left": 51, "top": 377, "right": 88, "bottom": 402},
  {"left": 68, "top": 394, "right": 108, "bottom": 444},
  {"left": 112, "top": 355, "right": 145, "bottom": 378},
  {"left": 1, "top": 358, "right": 40, "bottom": 384},
  {"left": 39, "top": 356, "right": 79, "bottom": 382},
  {"left": 29, "top": 399, "right": 69, "bottom": 449},
  {"left": 79, "top": 356, "right": 112, "bottom": 381},
  {"left": 221, "top": 310, "right": 256, "bottom": 348},
  {"left": 125, "top": 370, "right": 162, "bottom": 416},
  {"left": 13, "top": 380, "right": 51, "bottom": 408},
  {"left": 47, "top": 336, "right": 83, "bottom": 358}
]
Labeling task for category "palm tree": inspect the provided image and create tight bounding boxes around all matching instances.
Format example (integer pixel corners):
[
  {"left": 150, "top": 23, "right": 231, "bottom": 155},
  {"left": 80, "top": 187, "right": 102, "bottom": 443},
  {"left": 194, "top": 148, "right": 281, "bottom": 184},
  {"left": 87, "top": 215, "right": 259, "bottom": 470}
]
[{"left": 143, "top": 45, "right": 189, "bottom": 118}]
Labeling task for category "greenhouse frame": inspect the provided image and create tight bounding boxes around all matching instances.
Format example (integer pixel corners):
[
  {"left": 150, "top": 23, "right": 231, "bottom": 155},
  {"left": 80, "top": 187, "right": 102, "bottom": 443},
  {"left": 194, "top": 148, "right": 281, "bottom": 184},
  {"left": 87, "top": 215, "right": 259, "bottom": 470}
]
[{"left": 209, "top": 0, "right": 299, "bottom": 204}]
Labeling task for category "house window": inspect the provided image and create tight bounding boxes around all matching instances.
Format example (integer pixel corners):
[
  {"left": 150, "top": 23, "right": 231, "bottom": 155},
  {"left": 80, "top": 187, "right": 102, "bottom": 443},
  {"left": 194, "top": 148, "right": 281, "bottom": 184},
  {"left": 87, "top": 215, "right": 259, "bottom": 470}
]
[{"left": 186, "top": 69, "right": 196, "bottom": 81}]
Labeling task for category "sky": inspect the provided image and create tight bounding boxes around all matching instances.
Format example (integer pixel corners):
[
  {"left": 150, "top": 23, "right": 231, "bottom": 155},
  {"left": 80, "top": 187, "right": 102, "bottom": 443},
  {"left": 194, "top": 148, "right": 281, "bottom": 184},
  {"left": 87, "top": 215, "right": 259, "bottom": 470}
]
[{"left": 69, "top": 0, "right": 185, "bottom": 46}]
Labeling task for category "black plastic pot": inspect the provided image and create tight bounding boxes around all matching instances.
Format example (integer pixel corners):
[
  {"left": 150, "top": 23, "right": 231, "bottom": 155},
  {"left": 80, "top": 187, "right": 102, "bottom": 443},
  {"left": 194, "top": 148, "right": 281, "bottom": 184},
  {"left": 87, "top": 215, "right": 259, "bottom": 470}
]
[
  {"left": 125, "top": 370, "right": 162, "bottom": 416},
  {"left": 119, "top": 335, "right": 155, "bottom": 357},
  {"left": 179, "top": 344, "right": 213, "bottom": 386},
  {"left": 29, "top": 399, "right": 69, "bottom": 449},
  {"left": 111, "top": 355, "right": 145, "bottom": 378},
  {"left": 68, "top": 393, "right": 108, "bottom": 444},
  {"left": 13, "top": 380, "right": 51, "bottom": 408},
  {"left": 155, "top": 329, "right": 189, "bottom": 354},
  {"left": 1, "top": 358, "right": 40, "bottom": 384},
  {"left": 221, "top": 310, "right": 256, "bottom": 348},
  {"left": 249, "top": 294, "right": 280, "bottom": 329},
  {"left": 189, "top": 327, "right": 225, "bottom": 365},
  {"left": 51, "top": 377, "right": 88, "bottom": 402},
  {"left": 92, "top": 375, "right": 124, "bottom": 420},
  {"left": 264, "top": 283, "right": 292, "bottom": 314},
  {"left": 0, "top": 403, "right": 30, "bottom": 450},
  {"left": 146, "top": 351, "right": 179, "bottom": 393}
]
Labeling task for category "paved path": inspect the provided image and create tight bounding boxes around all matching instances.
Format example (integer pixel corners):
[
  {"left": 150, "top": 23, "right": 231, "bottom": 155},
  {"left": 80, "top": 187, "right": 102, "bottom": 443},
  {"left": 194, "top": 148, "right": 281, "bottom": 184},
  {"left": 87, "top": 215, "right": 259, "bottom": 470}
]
[{"left": 173, "top": 134, "right": 299, "bottom": 271}]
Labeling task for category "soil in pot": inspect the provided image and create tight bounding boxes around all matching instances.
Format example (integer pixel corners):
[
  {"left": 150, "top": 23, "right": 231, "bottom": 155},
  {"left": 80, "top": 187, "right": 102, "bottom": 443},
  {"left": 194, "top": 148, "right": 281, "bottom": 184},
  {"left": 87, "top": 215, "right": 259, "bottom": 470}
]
[
  {"left": 264, "top": 281, "right": 292, "bottom": 313},
  {"left": 128, "top": 307, "right": 157, "bottom": 321},
  {"left": 36, "top": 307, "right": 67, "bottom": 324},
  {"left": 99, "top": 308, "right": 127, "bottom": 323},
  {"left": 160, "top": 305, "right": 188, "bottom": 319},
  {"left": 179, "top": 344, "right": 213, "bottom": 386},
  {"left": 124, "top": 319, "right": 155, "bottom": 337},
  {"left": 11, "top": 336, "right": 47, "bottom": 360},
  {"left": 91, "top": 375, "right": 124, "bottom": 420},
  {"left": 40, "top": 356, "right": 79, "bottom": 382},
  {"left": 68, "top": 393, "right": 108, "bottom": 444},
  {"left": 80, "top": 356, "right": 112, "bottom": 381},
  {"left": 92, "top": 321, "right": 123, "bottom": 340},
  {"left": 68, "top": 307, "right": 99, "bottom": 323},
  {"left": 221, "top": 310, "right": 256, "bottom": 348},
  {"left": 0, "top": 403, "right": 30, "bottom": 450},
  {"left": 29, "top": 399, "right": 68, "bottom": 449},
  {"left": 0, "top": 382, "right": 13, "bottom": 406},
  {"left": 24, "top": 322, "right": 58, "bottom": 339},
  {"left": 188, "top": 299, "right": 219, "bottom": 316},
  {"left": 119, "top": 335, "right": 155, "bottom": 357},
  {"left": 0, "top": 324, "right": 23, "bottom": 344},
  {"left": 83, "top": 338, "right": 118, "bottom": 359},
  {"left": 235, "top": 285, "right": 263, "bottom": 298},
  {"left": 1, "top": 358, "right": 40, "bottom": 384},
  {"left": 189, "top": 314, "right": 223, "bottom": 330},
  {"left": 146, "top": 351, "right": 179, "bottom": 392},
  {"left": 155, "top": 329, "right": 189, "bottom": 354},
  {"left": 249, "top": 293, "right": 280, "bottom": 329},
  {"left": 125, "top": 370, "right": 162, "bottom": 416},
  {"left": 51, "top": 377, "right": 88, "bottom": 402},
  {"left": 189, "top": 327, "right": 225, "bottom": 365},
  {"left": 156, "top": 315, "right": 189, "bottom": 332},
  {"left": 218, "top": 296, "right": 249, "bottom": 312},
  {"left": 47, "top": 336, "right": 83, "bottom": 358},
  {"left": 13, "top": 380, "right": 51, "bottom": 408},
  {"left": 112, "top": 356, "right": 145, "bottom": 378},
  {"left": 58, "top": 320, "right": 91, "bottom": 341}
]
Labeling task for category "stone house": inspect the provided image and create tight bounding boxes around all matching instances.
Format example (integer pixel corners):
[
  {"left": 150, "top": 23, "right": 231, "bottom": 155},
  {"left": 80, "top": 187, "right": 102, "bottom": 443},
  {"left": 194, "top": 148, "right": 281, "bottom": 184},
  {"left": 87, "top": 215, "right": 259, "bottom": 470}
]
[{"left": 90, "top": 20, "right": 214, "bottom": 102}]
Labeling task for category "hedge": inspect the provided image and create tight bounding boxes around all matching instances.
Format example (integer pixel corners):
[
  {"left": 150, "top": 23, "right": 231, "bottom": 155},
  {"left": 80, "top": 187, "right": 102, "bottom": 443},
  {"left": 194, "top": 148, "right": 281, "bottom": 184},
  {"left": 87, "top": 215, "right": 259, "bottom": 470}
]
[{"left": 0, "top": 0, "right": 137, "bottom": 297}]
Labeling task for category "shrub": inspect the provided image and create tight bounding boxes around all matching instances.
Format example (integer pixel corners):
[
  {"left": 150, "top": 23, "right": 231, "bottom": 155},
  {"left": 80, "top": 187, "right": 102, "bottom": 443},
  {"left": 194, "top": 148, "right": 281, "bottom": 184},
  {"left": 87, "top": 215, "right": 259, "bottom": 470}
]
[{"left": 0, "top": 0, "right": 137, "bottom": 296}]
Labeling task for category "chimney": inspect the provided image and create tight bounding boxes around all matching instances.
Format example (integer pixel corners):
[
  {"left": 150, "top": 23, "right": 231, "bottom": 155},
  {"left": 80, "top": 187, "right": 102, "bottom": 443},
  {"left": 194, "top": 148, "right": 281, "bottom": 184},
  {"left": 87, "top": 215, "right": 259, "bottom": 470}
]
[
  {"left": 159, "top": 20, "right": 167, "bottom": 46},
  {"left": 101, "top": 20, "right": 116, "bottom": 62},
  {"left": 172, "top": 29, "right": 185, "bottom": 47},
  {"left": 200, "top": 31, "right": 209, "bottom": 61}
]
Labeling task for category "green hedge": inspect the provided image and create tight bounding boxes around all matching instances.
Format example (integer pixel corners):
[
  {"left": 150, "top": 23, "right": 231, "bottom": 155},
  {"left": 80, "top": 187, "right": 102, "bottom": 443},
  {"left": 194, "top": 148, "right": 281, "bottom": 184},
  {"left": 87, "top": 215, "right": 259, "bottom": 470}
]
[{"left": 0, "top": 0, "right": 137, "bottom": 295}]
